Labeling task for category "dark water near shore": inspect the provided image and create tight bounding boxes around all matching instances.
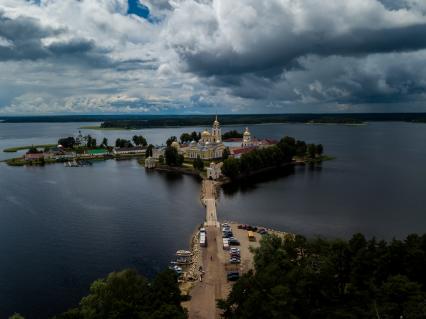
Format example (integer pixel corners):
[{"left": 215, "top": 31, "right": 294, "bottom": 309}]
[{"left": 1, "top": 121, "right": 426, "bottom": 318}]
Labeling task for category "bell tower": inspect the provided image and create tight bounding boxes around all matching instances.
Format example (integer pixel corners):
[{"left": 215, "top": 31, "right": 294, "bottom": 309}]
[
  {"left": 242, "top": 127, "right": 251, "bottom": 147},
  {"left": 212, "top": 115, "right": 221, "bottom": 143}
]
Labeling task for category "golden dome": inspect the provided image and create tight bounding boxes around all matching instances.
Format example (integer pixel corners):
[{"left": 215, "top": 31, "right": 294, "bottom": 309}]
[
  {"left": 201, "top": 130, "right": 210, "bottom": 137},
  {"left": 171, "top": 141, "right": 180, "bottom": 149},
  {"left": 243, "top": 127, "right": 250, "bottom": 136}
]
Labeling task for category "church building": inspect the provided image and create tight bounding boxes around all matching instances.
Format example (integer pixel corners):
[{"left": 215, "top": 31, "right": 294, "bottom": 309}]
[{"left": 185, "top": 116, "right": 225, "bottom": 160}]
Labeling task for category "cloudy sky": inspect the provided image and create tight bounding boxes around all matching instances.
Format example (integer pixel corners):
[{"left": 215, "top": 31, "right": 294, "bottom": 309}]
[{"left": 1, "top": 0, "right": 426, "bottom": 114}]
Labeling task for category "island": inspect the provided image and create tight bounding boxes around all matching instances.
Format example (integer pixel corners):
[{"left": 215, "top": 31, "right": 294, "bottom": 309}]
[
  {"left": 4, "top": 133, "right": 148, "bottom": 166},
  {"left": 143, "top": 116, "right": 331, "bottom": 182}
]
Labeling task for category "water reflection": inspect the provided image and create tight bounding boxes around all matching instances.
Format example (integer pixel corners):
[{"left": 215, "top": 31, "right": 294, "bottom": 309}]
[{"left": 221, "top": 165, "right": 296, "bottom": 196}]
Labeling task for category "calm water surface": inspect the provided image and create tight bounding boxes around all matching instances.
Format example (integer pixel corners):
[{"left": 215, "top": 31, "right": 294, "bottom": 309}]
[{"left": 0, "top": 121, "right": 425, "bottom": 318}]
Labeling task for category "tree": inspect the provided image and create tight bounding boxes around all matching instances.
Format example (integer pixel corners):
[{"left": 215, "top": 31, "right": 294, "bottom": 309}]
[
  {"left": 115, "top": 139, "right": 133, "bottom": 148},
  {"left": 190, "top": 131, "right": 201, "bottom": 142},
  {"left": 158, "top": 155, "right": 165, "bottom": 165},
  {"left": 222, "top": 147, "right": 231, "bottom": 160},
  {"left": 222, "top": 157, "right": 241, "bottom": 179},
  {"left": 165, "top": 146, "right": 183, "bottom": 166},
  {"left": 146, "top": 144, "right": 154, "bottom": 157},
  {"left": 133, "top": 135, "right": 147, "bottom": 147},
  {"left": 101, "top": 138, "right": 108, "bottom": 147},
  {"left": 219, "top": 233, "right": 426, "bottom": 319},
  {"left": 277, "top": 136, "right": 297, "bottom": 161},
  {"left": 316, "top": 144, "right": 324, "bottom": 156},
  {"left": 307, "top": 144, "right": 316, "bottom": 159},
  {"left": 85, "top": 135, "right": 97, "bottom": 148},
  {"left": 222, "top": 130, "right": 243, "bottom": 140},
  {"left": 27, "top": 146, "right": 41, "bottom": 154},
  {"left": 86, "top": 135, "right": 93, "bottom": 148},
  {"left": 180, "top": 133, "right": 192, "bottom": 144},
  {"left": 9, "top": 314, "right": 25, "bottom": 319},
  {"left": 193, "top": 156, "right": 204, "bottom": 171},
  {"left": 55, "top": 269, "right": 187, "bottom": 319},
  {"left": 166, "top": 136, "right": 177, "bottom": 147},
  {"left": 295, "top": 140, "right": 307, "bottom": 157},
  {"left": 378, "top": 275, "right": 426, "bottom": 318},
  {"left": 58, "top": 137, "right": 76, "bottom": 149}
]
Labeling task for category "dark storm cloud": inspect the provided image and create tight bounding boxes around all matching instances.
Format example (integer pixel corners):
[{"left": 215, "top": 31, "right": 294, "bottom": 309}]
[
  {"left": 163, "top": 0, "right": 426, "bottom": 108},
  {"left": 0, "top": 11, "right": 114, "bottom": 68},
  {"left": 177, "top": 23, "right": 426, "bottom": 78},
  {"left": 0, "top": 11, "right": 57, "bottom": 60}
]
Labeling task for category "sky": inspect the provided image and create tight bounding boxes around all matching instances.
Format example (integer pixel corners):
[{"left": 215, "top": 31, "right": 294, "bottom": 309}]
[{"left": 1, "top": 0, "right": 426, "bottom": 115}]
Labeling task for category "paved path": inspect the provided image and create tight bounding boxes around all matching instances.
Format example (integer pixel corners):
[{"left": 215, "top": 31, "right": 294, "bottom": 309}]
[
  {"left": 202, "top": 180, "right": 219, "bottom": 228},
  {"left": 188, "top": 180, "right": 226, "bottom": 318}
]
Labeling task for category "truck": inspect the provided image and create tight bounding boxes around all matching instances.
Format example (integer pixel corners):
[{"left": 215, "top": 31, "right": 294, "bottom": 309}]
[
  {"left": 200, "top": 232, "right": 207, "bottom": 247},
  {"left": 248, "top": 231, "right": 255, "bottom": 241}
]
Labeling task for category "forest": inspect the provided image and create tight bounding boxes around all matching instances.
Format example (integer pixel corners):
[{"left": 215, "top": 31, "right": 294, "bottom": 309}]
[
  {"left": 219, "top": 233, "right": 426, "bottom": 318},
  {"left": 221, "top": 136, "right": 323, "bottom": 179}
]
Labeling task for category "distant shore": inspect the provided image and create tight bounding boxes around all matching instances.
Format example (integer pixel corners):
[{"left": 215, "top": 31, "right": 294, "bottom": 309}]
[
  {"left": 305, "top": 122, "right": 367, "bottom": 126},
  {"left": 3, "top": 144, "right": 56, "bottom": 153},
  {"left": 79, "top": 125, "right": 130, "bottom": 130}
]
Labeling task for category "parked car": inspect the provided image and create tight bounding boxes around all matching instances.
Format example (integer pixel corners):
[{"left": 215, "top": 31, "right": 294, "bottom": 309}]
[
  {"left": 222, "top": 223, "right": 230, "bottom": 227},
  {"left": 227, "top": 271, "right": 240, "bottom": 281},
  {"left": 229, "top": 238, "right": 240, "bottom": 246},
  {"left": 223, "top": 231, "right": 233, "bottom": 238},
  {"left": 258, "top": 228, "right": 268, "bottom": 235},
  {"left": 230, "top": 248, "right": 240, "bottom": 253},
  {"left": 229, "top": 257, "right": 241, "bottom": 264},
  {"left": 230, "top": 253, "right": 240, "bottom": 259}
]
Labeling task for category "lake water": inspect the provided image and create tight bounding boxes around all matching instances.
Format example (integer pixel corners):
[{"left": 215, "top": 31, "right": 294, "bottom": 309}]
[{"left": 0, "top": 121, "right": 425, "bottom": 318}]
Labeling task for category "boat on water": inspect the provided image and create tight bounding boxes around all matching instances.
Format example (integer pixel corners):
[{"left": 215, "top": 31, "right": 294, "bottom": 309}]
[
  {"left": 64, "top": 160, "right": 79, "bottom": 167},
  {"left": 169, "top": 265, "right": 183, "bottom": 274},
  {"left": 169, "top": 250, "right": 193, "bottom": 268},
  {"left": 174, "top": 250, "right": 193, "bottom": 265},
  {"left": 176, "top": 250, "right": 192, "bottom": 257},
  {"left": 64, "top": 160, "right": 93, "bottom": 167}
]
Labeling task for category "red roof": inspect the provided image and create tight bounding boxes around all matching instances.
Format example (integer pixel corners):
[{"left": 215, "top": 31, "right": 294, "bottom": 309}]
[
  {"left": 256, "top": 138, "right": 278, "bottom": 145},
  {"left": 232, "top": 147, "right": 256, "bottom": 155},
  {"left": 223, "top": 138, "right": 243, "bottom": 142}
]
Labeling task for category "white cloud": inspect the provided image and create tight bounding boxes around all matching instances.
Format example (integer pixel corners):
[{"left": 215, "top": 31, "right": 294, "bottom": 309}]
[{"left": 0, "top": 0, "right": 426, "bottom": 114}]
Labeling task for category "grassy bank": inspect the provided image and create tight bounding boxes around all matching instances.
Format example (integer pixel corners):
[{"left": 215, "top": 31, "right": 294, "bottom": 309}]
[{"left": 3, "top": 144, "right": 56, "bottom": 153}]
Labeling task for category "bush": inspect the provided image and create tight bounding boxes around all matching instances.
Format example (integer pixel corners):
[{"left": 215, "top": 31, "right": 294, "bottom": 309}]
[{"left": 55, "top": 269, "right": 187, "bottom": 319}]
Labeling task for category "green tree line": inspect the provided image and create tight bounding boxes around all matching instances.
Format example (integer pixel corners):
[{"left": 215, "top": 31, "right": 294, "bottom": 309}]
[
  {"left": 219, "top": 233, "right": 426, "bottom": 318},
  {"left": 55, "top": 269, "right": 187, "bottom": 319},
  {"left": 222, "top": 136, "right": 323, "bottom": 179}
]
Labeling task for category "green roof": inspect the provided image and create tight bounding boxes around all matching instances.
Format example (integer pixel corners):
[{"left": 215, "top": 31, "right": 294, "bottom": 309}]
[{"left": 87, "top": 149, "right": 108, "bottom": 155}]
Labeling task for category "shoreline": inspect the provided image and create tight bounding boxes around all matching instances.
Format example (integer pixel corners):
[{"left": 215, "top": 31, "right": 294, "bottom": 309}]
[
  {"left": 3, "top": 144, "right": 56, "bottom": 153},
  {"left": 151, "top": 165, "right": 202, "bottom": 178},
  {"left": 214, "top": 155, "right": 334, "bottom": 186}
]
